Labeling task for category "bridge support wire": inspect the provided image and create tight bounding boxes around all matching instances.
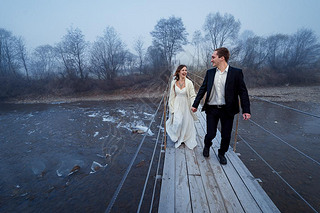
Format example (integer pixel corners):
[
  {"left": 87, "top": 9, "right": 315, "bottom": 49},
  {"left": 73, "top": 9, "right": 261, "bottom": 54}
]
[
  {"left": 250, "top": 95, "right": 320, "bottom": 119},
  {"left": 238, "top": 134, "right": 319, "bottom": 213},
  {"left": 148, "top": 91, "right": 170, "bottom": 213},
  {"left": 137, "top": 99, "right": 166, "bottom": 212},
  {"left": 137, "top": 81, "right": 170, "bottom": 212},
  {"left": 105, "top": 84, "right": 169, "bottom": 213},
  {"left": 249, "top": 119, "right": 320, "bottom": 166}
]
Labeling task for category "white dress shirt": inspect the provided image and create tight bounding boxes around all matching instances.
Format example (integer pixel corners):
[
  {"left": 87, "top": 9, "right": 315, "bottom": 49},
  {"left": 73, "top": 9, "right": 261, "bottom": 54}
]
[{"left": 208, "top": 65, "right": 229, "bottom": 105}]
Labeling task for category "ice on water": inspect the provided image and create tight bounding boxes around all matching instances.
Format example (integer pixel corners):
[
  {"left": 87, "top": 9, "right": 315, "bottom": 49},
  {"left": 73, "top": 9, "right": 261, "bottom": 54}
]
[{"left": 90, "top": 161, "right": 107, "bottom": 174}]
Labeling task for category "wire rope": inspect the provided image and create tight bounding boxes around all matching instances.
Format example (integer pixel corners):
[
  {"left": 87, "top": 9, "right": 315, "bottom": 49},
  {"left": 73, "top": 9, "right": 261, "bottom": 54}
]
[
  {"left": 250, "top": 95, "right": 320, "bottom": 119},
  {"left": 148, "top": 87, "right": 171, "bottom": 213},
  {"left": 105, "top": 85, "right": 168, "bottom": 213},
  {"left": 249, "top": 119, "right": 320, "bottom": 166},
  {"left": 238, "top": 134, "right": 319, "bottom": 213},
  {"left": 137, "top": 92, "right": 167, "bottom": 212}
]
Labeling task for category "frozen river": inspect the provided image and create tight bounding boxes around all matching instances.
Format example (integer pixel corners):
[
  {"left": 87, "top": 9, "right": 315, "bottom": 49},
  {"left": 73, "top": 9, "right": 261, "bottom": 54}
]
[{"left": 0, "top": 99, "right": 163, "bottom": 212}]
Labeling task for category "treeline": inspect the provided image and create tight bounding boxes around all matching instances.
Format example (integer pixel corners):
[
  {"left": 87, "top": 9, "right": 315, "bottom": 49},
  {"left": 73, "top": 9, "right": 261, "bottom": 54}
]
[
  {"left": 1, "top": 12, "right": 320, "bottom": 100},
  {"left": 189, "top": 13, "right": 320, "bottom": 87}
]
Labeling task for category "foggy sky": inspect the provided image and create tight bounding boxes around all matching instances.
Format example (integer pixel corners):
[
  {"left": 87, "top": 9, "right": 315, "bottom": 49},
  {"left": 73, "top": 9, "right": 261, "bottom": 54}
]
[{"left": 1, "top": 0, "right": 319, "bottom": 54}]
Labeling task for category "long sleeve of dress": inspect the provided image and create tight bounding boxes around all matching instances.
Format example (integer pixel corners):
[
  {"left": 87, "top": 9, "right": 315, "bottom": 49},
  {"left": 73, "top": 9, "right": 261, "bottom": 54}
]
[{"left": 168, "top": 80, "right": 176, "bottom": 114}]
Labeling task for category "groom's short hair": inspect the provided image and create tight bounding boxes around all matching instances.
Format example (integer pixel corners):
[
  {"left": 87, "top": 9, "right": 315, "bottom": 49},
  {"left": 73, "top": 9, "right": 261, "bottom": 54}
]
[{"left": 215, "top": 47, "right": 230, "bottom": 63}]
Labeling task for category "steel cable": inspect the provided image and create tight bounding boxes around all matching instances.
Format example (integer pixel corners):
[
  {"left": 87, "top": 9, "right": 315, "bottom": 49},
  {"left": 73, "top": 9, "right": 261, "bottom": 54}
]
[{"left": 105, "top": 83, "right": 169, "bottom": 213}]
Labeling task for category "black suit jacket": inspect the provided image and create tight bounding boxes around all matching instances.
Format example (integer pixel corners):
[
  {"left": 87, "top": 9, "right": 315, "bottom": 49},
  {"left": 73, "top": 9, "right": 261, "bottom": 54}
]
[{"left": 192, "top": 66, "right": 250, "bottom": 116}]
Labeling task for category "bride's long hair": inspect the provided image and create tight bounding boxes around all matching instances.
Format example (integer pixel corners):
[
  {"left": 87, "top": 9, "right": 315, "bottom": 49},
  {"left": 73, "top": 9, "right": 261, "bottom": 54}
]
[{"left": 174, "top": 65, "right": 188, "bottom": 81}]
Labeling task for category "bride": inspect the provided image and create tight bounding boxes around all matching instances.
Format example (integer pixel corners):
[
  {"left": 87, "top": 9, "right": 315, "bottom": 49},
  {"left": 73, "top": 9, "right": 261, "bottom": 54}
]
[{"left": 166, "top": 65, "right": 197, "bottom": 149}]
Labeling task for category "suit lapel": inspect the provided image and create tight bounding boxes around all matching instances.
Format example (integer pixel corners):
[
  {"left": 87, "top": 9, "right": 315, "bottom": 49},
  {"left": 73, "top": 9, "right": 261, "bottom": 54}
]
[
  {"left": 225, "top": 66, "right": 233, "bottom": 94},
  {"left": 208, "top": 68, "right": 216, "bottom": 93}
]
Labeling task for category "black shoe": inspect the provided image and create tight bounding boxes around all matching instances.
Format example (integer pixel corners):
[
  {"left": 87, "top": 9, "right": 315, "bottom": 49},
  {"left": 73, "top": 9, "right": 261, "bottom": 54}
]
[
  {"left": 218, "top": 154, "right": 227, "bottom": 165},
  {"left": 203, "top": 146, "right": 210, "bottom": 157}
]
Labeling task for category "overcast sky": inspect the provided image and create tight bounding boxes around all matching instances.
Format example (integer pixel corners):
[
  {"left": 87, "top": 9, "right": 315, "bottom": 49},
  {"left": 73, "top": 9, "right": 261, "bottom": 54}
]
[{"left": 1, "top": 0, "right": 319, "bottom": 57}]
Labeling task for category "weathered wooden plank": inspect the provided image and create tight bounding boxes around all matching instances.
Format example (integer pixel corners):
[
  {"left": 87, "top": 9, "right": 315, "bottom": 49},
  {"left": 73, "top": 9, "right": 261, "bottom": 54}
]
[
  {"left": 185, "top": 146, "right": 201, "bottom": 176},
  {"left": 199, "top": 111, "right": 258, "bottom": 212},
  {"left": 160, "top": 110, "right": 279, "bottom": 213},
  {"left": 227, "top": 145, "right": 281, "bottom": 212},
  {"left": 175, "top": 146, "right": 192, "bottom": 213},
  {"left": 188, "top": 175, "right": 210, "bottom": 213},
  {"left": 192, "top": 141, "right": 227, "bottom": 213},
  {"left": 206, "top": 148, "right": 245, "bottom": 213},
  {"left": 213, "top": 147, "right": 262, "bottom": 213},
  {"left": 158, "top": 138, "right": 176, "bottom": 213},
  {"left": 195, "top": 116, "right": 244, "bottom": 212}
]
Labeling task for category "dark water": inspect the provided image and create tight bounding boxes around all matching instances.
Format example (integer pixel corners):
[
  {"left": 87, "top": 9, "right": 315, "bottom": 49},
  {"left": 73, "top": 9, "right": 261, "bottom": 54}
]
[
  {"left": 0, "top": 99, "right": 164, "bottom": 213},
  {"left": 1, "top": 99, "right": 319, "bottom": 213},
  {"left": 234, "top": 100, "right": 320, "bottom": 213}
]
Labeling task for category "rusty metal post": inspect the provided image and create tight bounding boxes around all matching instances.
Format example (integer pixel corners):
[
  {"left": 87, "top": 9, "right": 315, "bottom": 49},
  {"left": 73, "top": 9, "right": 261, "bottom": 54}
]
[
  {"left": 233, "top": 100, "right": 241, "bottom": 152},
  {"left": 163, "top": 93, "right": 167, "bottom": 150}
]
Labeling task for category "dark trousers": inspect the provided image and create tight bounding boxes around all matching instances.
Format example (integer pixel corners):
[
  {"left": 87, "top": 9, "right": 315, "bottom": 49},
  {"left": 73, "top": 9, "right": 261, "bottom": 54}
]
[{"left": 204, "top": 106, "right": 234, "bottom": 156}]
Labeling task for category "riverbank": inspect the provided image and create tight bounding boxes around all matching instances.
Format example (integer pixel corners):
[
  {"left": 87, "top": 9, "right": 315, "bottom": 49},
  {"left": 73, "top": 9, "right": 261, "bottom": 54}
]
[
  {"left": 3, "top": 85, "right": 320, "bottom": 104},
  {"left": 248, "top": 85, "right": 320, "bottom": 103}
]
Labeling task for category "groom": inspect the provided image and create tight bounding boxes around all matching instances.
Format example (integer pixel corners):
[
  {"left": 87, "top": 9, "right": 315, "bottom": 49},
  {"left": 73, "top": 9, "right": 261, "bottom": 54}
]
[{"left": 191, "top": 47, "right": 251, "bottom": 165}]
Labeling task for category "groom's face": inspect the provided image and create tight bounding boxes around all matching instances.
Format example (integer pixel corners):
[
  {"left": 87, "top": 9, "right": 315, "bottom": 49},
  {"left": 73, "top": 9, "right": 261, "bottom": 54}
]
[{"left": 211, "top": 51, "right": 221, "bottom": 67}]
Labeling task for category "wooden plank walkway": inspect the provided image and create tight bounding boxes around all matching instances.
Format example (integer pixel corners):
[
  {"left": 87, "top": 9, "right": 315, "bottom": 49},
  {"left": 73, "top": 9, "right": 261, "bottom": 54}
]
[{"left": 158, "top": 111, "right": 280, "bottom": 213}]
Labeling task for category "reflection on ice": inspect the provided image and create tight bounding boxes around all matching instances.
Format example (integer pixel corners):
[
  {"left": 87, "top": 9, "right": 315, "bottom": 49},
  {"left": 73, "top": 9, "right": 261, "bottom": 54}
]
[
  {"left": 68, "top": 165, "right": 80, "bottom": 176},
  {"left": 90, "top": 161, "right": 107, "bottom": 174},
  {"left": 103, "top": 116, "right": 116, "bottom": 122},
  {"left": 50, "top": 101, "right": 66, "bottom": 105},
  {"left": 88, "top": 112, "right": 99, "bottom": 117},
  {"left": 143, "top": 112, "right": 153, "bottom": 117},
  {"left": 117, "top": 109, "right": 126, "bottom": 116},
  {"left": 28, "top": 130, "right": 35, "bottom": 135},
  {"left": 31, "top": 159, "right": 46, "bottom": 176},
  {"left": 134, "top": 125, "right": 154, "bottom": 136},
  {"left": 56, "top": 159, "right": 84, "bottom": 177}
]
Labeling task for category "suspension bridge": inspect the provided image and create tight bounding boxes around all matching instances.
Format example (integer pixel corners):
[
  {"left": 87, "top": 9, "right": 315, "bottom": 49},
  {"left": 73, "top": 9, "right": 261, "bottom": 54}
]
[{"left": 104, "top": 71, "right": 320, "bottom": 213}]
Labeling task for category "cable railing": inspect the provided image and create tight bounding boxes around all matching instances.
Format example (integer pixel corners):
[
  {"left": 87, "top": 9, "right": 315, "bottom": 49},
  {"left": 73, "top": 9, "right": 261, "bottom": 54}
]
[
  {"left": 105, "top": 80, "right": 170, "bottom": 213},
  {"left": 250, "top": 95, "right": 320, "bottom": 119},
  {"left": 249, "top": 118, "right": 320, "bottom": 166},
  {"left": 237, "top": 133, "right": 318, "bottom": 213},
  {"left": 137, "top": 83, "right": 169, "bottom": 212}
]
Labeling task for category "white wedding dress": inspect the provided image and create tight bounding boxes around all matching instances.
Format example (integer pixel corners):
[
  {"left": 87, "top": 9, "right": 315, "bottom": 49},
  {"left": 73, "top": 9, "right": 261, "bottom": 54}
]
[{"left": 166, "top": 84, "right": 197, "bottom": 149}]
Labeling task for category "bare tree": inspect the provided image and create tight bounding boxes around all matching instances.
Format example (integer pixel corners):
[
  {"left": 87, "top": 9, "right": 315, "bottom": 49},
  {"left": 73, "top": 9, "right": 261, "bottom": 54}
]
[
  {"left": 57, "top": 27, "right": 88, "bottom": 79},
  {"left": 203, "top": 12, "right": 240, "bottom": 50},
  {"left": 0, "top": 28, "right": 20, "bottom": 77},
  {"left": 123, "top": 52, "right": 137, "bottom": 75},
  {"left": 266, "top": 34, "right": 290, "bottom": 71},
  {"left": 201, "top": 40, "right": 213, "bottom": 69},
  {"left": 240, "top": 36, "right": 268, "bottom": 70},
  {"left": 150, "top": 16, "right": 188, "bottom": 71},
  {"left": 191, "top": 30, "right": 203, "bottom": 71},
  {"left": 134, "top": 37, "right": 145, "bottom": 74},
  {"left": 90, "top": 26, "right": 127, "bottom": 80},
  {"left": 145, "top": 45, "right": 166, "bottom": 73},
  {"left": 288, "top": 28, "right": 320, "bottom": 68},
  {"left": 17, "top": 37, "right": 29, "bottom": 80},
  {"left": 30, "top": 45, "right": 58, "bottom": 79}
]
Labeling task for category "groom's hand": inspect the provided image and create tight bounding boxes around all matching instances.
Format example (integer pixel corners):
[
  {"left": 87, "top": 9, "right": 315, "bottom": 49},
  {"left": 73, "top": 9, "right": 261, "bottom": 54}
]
[
  {"left": 191, "top": 107, "right": 197, "bottom": 112},
  {"left": 243, "top": 113, "right": 251, "bottom": 120}
]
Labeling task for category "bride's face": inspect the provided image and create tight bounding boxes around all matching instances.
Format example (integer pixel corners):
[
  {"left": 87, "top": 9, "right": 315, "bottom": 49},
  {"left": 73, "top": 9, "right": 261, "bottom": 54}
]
[{"left": 179, "top": 66, "right": 187, "bottom": 79}]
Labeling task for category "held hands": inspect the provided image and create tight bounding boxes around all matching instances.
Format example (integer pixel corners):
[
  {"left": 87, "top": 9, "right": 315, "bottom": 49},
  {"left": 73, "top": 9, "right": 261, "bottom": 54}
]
[
  {"left": 243, "top": 113, "right": 251, "bottom": 120},
  {"left": 191, "top": 107, "right": 197, "bottom": 112}
]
